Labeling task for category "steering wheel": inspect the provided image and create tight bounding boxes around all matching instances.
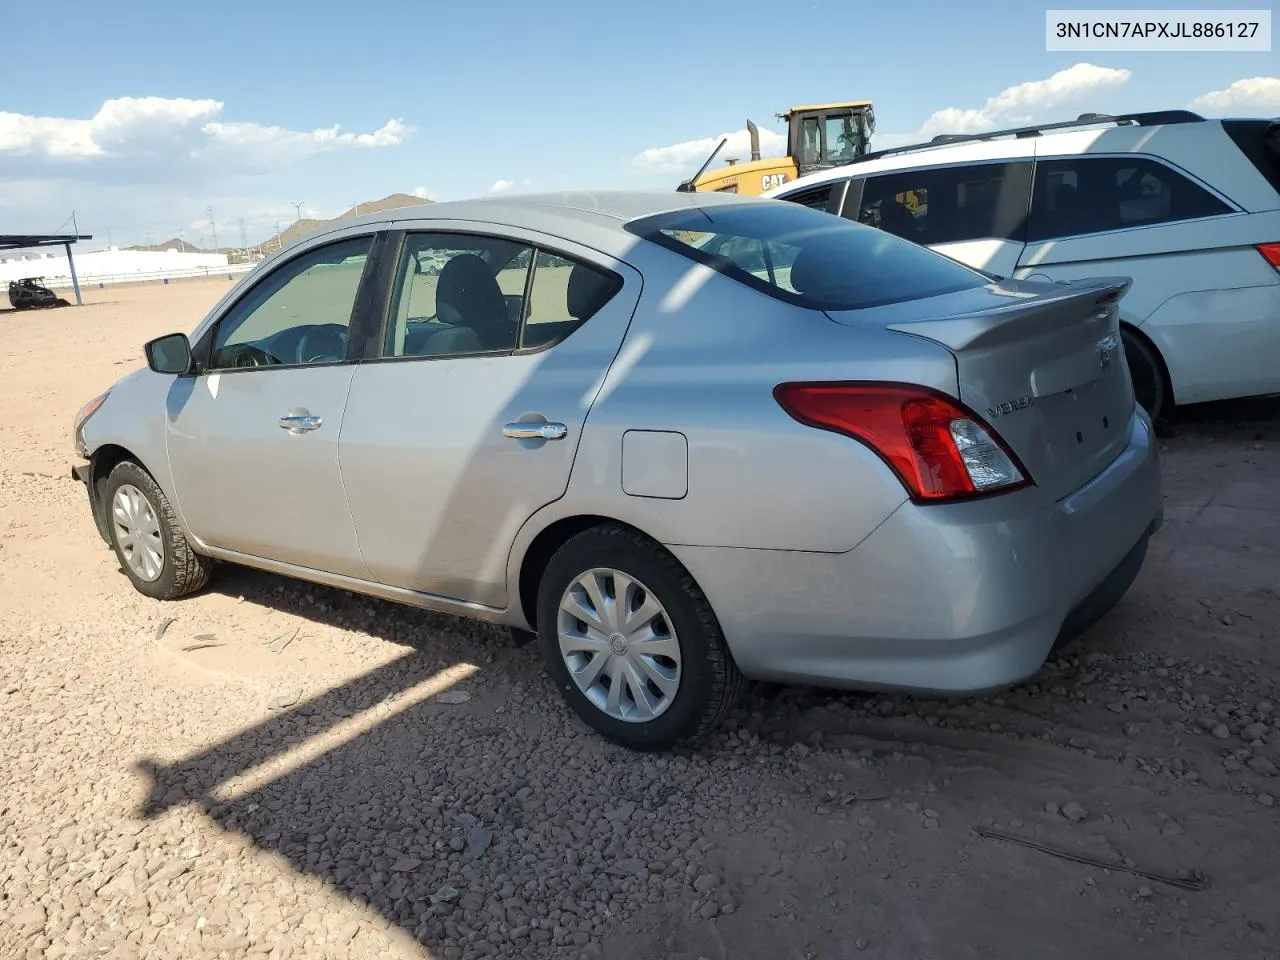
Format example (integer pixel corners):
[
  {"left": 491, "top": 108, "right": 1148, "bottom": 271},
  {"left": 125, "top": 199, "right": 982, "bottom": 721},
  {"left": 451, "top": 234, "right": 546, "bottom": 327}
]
[
  {"left": 296, "top": 325, "right": 348, "bottom": 364},
  {"left": 232, "top": 345, "right": 277, "bottom": 367}
]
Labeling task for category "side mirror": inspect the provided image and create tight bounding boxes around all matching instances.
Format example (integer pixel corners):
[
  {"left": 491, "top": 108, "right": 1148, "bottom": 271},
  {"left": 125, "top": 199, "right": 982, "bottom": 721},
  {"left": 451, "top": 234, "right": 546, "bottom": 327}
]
[{"left": 144, "top": 332, "right": 193, "bottom": 375}]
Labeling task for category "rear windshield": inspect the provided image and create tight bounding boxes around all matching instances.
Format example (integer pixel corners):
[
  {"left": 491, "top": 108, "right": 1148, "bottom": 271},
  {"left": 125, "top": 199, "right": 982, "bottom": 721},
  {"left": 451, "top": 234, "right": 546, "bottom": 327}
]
[{"left": 625, "top": 200, "right": 988, "bottom": 310}]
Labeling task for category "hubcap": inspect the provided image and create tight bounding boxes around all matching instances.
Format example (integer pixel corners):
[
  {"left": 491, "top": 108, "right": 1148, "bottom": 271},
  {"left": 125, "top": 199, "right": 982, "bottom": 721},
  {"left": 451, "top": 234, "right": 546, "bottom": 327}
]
[
  {"left": 111, "top": 484, "right": 164, "bottom": 582},
  {"left": 557, "top": 568, "right": 681, "bottom": 723}
]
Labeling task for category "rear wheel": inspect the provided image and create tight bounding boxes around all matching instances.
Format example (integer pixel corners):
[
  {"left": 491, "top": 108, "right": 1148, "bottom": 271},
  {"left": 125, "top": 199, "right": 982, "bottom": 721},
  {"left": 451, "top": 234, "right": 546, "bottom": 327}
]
[
  {"left": 1121, "top": 327, "right": 1169, "bottom": 423},
  {"left": 104, "top": 460, "right": 213, "bottom": 600},
  {"left": 535, "top": 524, "right": 742, "bottom": 750}
]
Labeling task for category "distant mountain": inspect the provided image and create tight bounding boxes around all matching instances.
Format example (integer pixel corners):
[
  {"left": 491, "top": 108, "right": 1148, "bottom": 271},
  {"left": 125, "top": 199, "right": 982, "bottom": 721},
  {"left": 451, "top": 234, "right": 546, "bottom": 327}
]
[
  {"left": 123, "top": 192, "right": 434, "bottom": 256},
  {"left": 270, "top": 192, "right": 433, "bottom": 251},
  {"left": 122, "top": 238, "right": 204, "bottom": 254}
]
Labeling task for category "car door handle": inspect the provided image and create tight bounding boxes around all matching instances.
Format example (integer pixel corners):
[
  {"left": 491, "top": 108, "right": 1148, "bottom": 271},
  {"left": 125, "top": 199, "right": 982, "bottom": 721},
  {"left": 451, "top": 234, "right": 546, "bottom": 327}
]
[
  {"left": 278, "top": 414, "right": 323, "bottom": 433},
  {"left": 502, "top": 421, "right": 567, "bottom": 441}
]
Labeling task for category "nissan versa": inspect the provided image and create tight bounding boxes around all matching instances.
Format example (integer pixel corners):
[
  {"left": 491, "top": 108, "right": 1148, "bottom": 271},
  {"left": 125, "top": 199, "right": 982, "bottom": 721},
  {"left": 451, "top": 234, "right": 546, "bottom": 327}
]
[{"left": 70, "top": 190, "right": 1164, "bottom": 750}]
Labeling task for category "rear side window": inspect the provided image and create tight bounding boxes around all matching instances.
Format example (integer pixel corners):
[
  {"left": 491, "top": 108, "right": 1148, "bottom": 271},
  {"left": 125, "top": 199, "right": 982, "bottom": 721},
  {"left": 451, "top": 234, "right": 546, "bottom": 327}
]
[
  {"left": 1222, "top": 120, "right": 1280, "bottom": 196},
  {"left": 626, "top": 201, "right": 988, "bottom": 311},
  {"left": 857, "top": 162, "right": 1033, "bottom": 245},
  {"left": 1027, "top": 156, "right": 1232, "bottom": 241}
]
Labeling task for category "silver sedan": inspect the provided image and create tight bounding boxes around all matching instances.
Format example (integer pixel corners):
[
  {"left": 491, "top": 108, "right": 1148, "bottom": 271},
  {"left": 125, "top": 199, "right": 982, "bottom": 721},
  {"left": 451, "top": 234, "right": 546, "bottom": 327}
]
[{"left": 71, "top": 190, "right": 1163, "bottom": 750}]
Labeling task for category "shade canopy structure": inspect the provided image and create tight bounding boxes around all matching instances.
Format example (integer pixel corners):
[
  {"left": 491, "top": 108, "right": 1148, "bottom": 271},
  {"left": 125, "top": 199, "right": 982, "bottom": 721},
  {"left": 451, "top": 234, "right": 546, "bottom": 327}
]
[{"left": 1, "top": 233, "right": 93, "bottom": 306}]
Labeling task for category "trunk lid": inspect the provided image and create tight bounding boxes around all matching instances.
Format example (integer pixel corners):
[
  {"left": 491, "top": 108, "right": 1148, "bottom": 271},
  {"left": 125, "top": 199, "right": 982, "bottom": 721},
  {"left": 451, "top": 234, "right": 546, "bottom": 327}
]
[{"left": 826, "top": 276, "right": 1136, "bottom": 501}]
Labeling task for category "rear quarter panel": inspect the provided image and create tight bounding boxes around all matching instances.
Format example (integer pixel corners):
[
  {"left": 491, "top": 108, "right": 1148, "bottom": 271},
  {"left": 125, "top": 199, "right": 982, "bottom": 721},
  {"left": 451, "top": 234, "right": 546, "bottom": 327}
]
[{"left": 519, "top": 248, "right": 961, "bottom": 556}]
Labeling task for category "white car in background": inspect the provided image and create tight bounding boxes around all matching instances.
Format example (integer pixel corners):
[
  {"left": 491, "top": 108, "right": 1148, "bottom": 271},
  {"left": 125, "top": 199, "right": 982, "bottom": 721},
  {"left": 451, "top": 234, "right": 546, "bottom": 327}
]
[{"left": 764, "top": 110, "right": 1280, "bottom": 422}]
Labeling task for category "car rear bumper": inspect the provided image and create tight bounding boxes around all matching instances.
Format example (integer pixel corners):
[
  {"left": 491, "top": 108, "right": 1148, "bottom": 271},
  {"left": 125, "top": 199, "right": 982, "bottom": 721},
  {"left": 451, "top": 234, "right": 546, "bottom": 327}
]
[{"left": 670, "top": 408, "right": 1163, "bottom": 695}]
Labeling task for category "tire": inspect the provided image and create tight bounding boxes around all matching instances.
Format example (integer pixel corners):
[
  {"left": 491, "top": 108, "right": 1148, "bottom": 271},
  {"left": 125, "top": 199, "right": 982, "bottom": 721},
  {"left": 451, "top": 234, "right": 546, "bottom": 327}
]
[
  {"left": 1120, "top": 328, "right": 1169, "bottom": 424},
  {"left": 103, "top": 460, "right": 213, "bottom": 600},
  {"left": 535, "top": 523, "right": 743, "bottom": 751}
]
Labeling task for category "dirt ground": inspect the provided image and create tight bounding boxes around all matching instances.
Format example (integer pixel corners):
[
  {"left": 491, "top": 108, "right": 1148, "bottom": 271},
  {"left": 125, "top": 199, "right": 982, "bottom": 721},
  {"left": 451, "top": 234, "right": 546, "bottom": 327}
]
[{"left": 2, "top": 278, "right": 1278, "bottom": 960}]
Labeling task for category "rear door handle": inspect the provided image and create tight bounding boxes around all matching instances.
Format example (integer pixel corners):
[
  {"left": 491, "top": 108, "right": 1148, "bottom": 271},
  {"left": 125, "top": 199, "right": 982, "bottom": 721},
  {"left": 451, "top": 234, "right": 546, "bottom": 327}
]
[
  {"left": 279, "top": 414, "right": 323, "bottom": 434},
  {"left": 502, "top": 421, "right": 567, "bottom": 441}
]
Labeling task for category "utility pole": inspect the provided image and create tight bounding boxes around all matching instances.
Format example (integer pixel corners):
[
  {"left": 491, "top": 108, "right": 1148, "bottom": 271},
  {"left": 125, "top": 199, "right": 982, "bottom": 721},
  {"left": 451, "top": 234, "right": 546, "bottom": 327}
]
[
  {"left": 239, "top": 217, "right": 248, "bottom": 255},
  {"left": 291, "top": 201, "right": 304, "bottom": 223},
  {"left": 206, "top": 207, "right": 219, "bottom": 253}
]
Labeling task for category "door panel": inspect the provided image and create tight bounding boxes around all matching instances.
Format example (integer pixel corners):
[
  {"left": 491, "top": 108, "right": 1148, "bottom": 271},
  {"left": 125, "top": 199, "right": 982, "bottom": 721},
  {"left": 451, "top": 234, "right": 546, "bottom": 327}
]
[
  {"left": 166, "top": 366, "right": 368, "bottom": 576},
  {"left": 339, "top": 233, "right": 642, "bottom": 608},
  {"left": 165, "top": 232, "right": 378, "bottom": 577}
]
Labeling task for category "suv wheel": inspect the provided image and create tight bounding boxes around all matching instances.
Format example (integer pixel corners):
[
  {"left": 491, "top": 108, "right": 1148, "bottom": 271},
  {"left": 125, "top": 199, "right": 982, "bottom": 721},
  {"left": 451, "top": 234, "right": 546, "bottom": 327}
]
[
  {"left": 535, "top": 524, "right": 743, "bottom": 750},
  {"left": 104, "top": 460, "right": 213, "bottom": 600},
  {"left": 1121, "top": 328, "right": 1169, "bottom": 423}
]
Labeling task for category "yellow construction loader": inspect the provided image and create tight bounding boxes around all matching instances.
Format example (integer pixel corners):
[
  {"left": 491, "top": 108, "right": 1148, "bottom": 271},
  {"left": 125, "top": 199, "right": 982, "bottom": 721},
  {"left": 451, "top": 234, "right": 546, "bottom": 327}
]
[{"left": 676, "top": 101, "right": 875, "bottom": 195}]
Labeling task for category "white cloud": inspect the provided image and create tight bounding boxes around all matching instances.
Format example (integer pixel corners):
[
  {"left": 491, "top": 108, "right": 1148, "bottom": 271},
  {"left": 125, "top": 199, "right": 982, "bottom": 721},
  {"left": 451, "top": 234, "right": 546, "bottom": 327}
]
[
  {"left": 487, "top": 178, "right": 531, "bottom": 195},
  {"left": 872, "top": 62, "right": 1132, "bottom": 149},
  {"left": 0, "top": 96, "right": 410, "bottom": 178},
  {"left": 411, "top": 186, "right": 432, "bottom": 199},
  {"left": 632, "top": 126, "right": 787, "bottom": 173},
  {"left": 1188, "top": 77, "right": 1280, "bottom": 115}
]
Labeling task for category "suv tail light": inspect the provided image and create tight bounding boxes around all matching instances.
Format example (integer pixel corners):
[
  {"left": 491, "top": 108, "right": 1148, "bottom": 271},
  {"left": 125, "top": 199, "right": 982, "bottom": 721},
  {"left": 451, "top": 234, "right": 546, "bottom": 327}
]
[
  {"left": 1257, "top": 243, "right": 1280, "bottom": 270},
  {"left": 774, "top": 381, "right": 1032, "bottom": 503}
]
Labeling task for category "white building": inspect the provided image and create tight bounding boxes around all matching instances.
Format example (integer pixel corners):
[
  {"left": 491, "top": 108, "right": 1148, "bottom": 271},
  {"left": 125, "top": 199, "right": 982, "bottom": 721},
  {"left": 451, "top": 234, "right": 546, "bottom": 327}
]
[{"left": 0, "top": 246, "right": 232, "bottom": 289}]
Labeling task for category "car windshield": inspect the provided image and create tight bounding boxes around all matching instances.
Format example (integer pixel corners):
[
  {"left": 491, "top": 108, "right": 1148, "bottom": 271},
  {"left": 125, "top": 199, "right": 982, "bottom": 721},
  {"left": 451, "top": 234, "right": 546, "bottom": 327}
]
[{"left": 626, "top": 200, "right": 988, "bottom": 310}]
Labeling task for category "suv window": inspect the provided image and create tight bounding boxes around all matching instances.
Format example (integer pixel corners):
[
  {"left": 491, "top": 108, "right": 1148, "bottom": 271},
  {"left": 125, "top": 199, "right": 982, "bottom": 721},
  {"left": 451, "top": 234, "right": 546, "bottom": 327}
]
[
  {"left": 780, "top": 184, "right": 836, "bottom": 212},
  {"left": 210, "top": 235, "right": 372, "bottom": 370},
  {"left": 627, "top": 200, "right": 987, "bottom": 311},
  {"left": 1028, "top": 156, "right": 1232, "bottom": 241},
  {"left": 857, "top": 162, "right": 1033, "bottom": 246}
]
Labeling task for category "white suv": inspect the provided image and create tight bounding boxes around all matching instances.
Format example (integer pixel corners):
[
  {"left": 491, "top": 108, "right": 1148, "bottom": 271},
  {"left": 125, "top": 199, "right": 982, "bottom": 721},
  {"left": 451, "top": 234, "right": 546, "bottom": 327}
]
[{"left": 763, "top": 110, "right": 1280, "bottom": 421}]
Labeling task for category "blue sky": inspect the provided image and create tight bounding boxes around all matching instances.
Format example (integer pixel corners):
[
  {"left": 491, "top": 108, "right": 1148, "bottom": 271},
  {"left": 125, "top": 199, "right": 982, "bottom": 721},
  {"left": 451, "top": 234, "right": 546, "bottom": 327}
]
[{"left": 1, "top": 0, "right": 1276, "bottom": 247}]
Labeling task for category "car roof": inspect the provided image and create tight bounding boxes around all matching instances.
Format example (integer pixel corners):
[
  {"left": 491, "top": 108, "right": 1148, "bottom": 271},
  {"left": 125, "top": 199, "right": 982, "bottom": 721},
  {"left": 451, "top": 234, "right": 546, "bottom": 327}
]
[
  {"left": 294, "top": 189, "right": 757, "bottom": 260},
  {"left": 356, "top": 189, "right": 749, "bottom": 227},
  {"left": 763, "top": 113, "right": 1279, "bottom": 211},
  {"left": 762, "top": 115, "right": 1233, "bottom": 192}
]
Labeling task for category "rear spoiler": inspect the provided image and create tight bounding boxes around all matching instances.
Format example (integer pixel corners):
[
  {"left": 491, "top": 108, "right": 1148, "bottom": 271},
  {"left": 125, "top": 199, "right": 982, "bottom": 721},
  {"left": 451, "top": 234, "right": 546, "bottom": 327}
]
[{"left": 885, "top": 277, "right": 1131, "bottom": 352}]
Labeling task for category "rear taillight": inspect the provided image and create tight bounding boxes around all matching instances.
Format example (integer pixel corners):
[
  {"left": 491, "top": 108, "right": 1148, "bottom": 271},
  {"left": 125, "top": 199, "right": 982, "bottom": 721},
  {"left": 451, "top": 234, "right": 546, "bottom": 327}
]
[
  {"left": 774, "top": 381, "right": 1031, "bottom": 503},
  {"left": 1257, "top": 243, "right": 1280, "bottom": 270}
]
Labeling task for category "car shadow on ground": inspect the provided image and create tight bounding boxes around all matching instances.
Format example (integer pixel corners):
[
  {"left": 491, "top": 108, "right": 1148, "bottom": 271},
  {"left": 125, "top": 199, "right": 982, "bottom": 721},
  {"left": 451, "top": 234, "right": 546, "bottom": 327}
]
[
  {"left": 132, "top": 563, "right": 731, "bottom": 957},
  {"left": 125, "top": 392, "right": 1280, "bottom": 958}
]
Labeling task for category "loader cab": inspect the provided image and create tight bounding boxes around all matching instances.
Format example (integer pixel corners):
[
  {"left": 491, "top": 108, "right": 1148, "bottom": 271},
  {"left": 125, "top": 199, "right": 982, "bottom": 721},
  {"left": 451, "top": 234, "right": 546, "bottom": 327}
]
[{"left": 784, "top": 102, "right": 876, "bottom": 176}]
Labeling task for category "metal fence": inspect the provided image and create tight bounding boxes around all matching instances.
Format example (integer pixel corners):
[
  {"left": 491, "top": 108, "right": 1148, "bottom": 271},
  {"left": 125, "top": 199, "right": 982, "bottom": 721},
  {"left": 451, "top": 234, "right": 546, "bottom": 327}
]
[{"left": 37, "top": 262, "right": 258, "bottom": 291}]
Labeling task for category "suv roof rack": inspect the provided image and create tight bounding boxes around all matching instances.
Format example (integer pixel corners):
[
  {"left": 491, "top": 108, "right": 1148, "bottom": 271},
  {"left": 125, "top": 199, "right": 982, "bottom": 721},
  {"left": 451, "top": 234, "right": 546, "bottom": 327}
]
[{"left": 858, "top": 110, "right": 1205, "bottom": 164}]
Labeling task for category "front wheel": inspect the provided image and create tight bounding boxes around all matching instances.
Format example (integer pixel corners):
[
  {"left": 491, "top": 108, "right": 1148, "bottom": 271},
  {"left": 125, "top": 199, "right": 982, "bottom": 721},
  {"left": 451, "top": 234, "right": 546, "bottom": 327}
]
[
  {"left": 103, "top": 460, "right": 213, "bottom": 600},
  {"left": 535, "top": 524, "right": 742, "bottom": 751}
]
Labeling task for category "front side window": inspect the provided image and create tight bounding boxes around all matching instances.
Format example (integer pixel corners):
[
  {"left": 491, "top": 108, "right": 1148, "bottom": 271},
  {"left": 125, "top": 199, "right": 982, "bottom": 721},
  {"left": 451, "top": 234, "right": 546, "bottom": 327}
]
[
  {"left": 210, "top": 235, "right": 372, "bottom": 369},
  {"left": 384, "top": 234, "right": 622, "bottom": 358},
  {"left": 858, "top": 162, "right": 1033, "bottom": 246},
  {"left": 628, "top": 200, "right": 987, "bottom": 311},
  {"left": 1027, "top": 156, "right": 1232, "bottom": 241}
]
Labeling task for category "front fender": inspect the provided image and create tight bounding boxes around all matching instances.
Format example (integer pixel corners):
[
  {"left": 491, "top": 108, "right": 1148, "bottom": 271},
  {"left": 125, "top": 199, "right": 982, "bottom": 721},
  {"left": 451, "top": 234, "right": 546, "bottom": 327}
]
[{"left": 80, "top": 369, "right": 196, "bottom": 543}]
